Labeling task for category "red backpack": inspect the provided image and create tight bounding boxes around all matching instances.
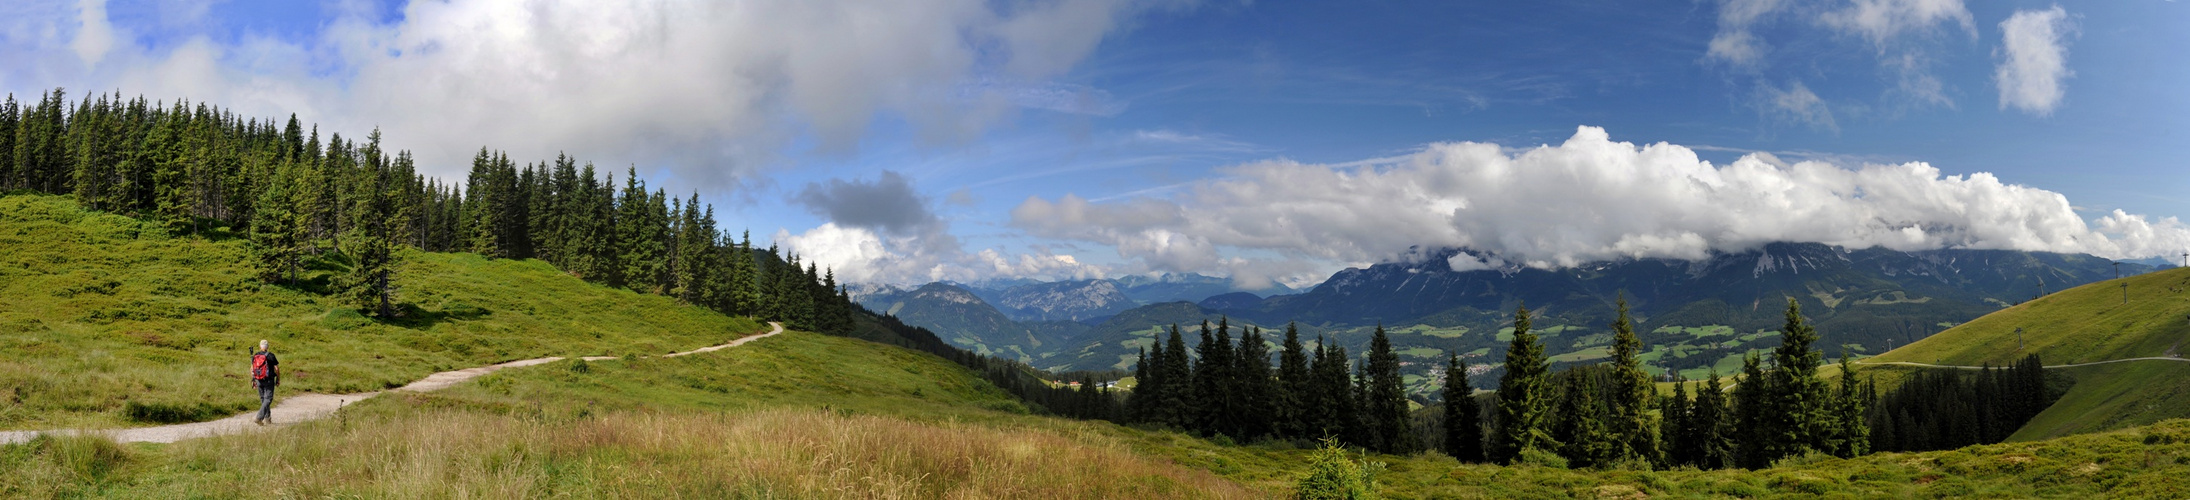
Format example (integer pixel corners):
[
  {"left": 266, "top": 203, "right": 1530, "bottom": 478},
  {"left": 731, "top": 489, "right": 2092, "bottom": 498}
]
[{"left": 252, "top": 352, "right": 273, "bottom": 381}]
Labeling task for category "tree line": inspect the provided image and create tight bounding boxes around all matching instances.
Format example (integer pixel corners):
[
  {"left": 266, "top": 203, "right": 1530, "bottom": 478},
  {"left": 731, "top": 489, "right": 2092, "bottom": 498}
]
[
  {"left": 1475, "top": 299, "right": 1887, "bottom": 469},
  {"left": 1117, "top": 299, "right": 1896, "bottom": 470},
  {"left": 1124, "top": 319, "right": 1419, "bottom": 453},
  {"left": 1869, "top": 354, "right": 2057, "bottom": 453},
  {"left": 0, "top": 88, "right": 854, "bottom": 332}
]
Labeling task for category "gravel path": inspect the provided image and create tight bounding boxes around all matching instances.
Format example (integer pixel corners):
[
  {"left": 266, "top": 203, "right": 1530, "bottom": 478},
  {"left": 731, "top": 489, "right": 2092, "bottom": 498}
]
[{"left": 0, "top": 322, "right": 783, "bottom": 445}]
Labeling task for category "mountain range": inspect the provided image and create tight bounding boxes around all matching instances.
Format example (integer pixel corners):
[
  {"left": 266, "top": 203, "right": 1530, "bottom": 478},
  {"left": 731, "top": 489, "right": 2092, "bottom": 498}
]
[{"left": 856, "top": 243, "right": 2156, "bottom": 391}]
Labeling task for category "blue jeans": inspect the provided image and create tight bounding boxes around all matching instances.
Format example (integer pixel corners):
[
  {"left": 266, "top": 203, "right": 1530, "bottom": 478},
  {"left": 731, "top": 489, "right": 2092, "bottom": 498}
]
[{"left": 257, "top": 385, "right": 275, "bottom": 422}]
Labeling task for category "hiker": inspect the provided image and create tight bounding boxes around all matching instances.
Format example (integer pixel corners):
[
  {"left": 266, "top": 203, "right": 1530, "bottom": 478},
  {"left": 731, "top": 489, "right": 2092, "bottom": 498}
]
[{"left": 251, "top": 339, "right": 280, "bottom": 425}]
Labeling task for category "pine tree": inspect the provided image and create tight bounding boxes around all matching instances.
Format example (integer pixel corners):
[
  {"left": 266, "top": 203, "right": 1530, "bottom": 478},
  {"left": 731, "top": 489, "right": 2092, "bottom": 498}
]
[
  {"left": 1661, "top": 373, "right": 1691, "bottom": 466},
  {"left": 1442, "top": 353, "right": 1484, "bottom": 462},
  {"left": 1832, "top": 354, "right": 1870, "bottom": 458},
  {"left": 463, "top": 147, "right": 500, "bottom": 258},
  {"left": 731, "top": 231, "right": 759, "bottom": 317},
  {"left": 1492, "top": 304, "right": 1551, "bottom": 463},
  {"left": 615, "top": 168, "right": 667, "bottom": 293},
  {"left": 1768, "top": 298, "right": 1830, "bottom": 461},
  {"left": 18, "top": 89, "right": 72, "bottom": 193},
  {"left": 1732, "top": 353, "right": 1769, "bottom": 468},
  {"left": 0, "top": 93, "right": 18, "bottom": 188},
  {"left": 248, "top": 161, "right": 299, "bottom": 284},
  {"left": 1276, "top": 322, "right": 1314, "bottom": 439},
  {"left": 344, "top": 140, "right": 406, "bottom": 318},
  {"left": 1311, "top": 339, "right": 1359, "bottom": 445},
  {"left": 148, "top": 106, "right": 196, "bottom": 229},
  {"left": 1128, "top": 347, "right": 1153, "bottom": 423},
  {"left": 1234, "top": 326, "right": 1278, "bottom": 441},
  {"left": 1363, "top": 324, "right": 1414, "bottom": 453},
  {"left": 1606, "top": 297, "right": 1661, "bottom": 465},
  {"left": 1192, "top": 320, "right": 1236, "bottom": 437},
  {"left": 1157, "top": 325, "right": 1195, "bottom": 429},
  {"left": 1552, "top": 368, "right": 1616, "bottom": 468},
  {"left": 1693, "top": 369, "right": 1735, "bottom": 469}
]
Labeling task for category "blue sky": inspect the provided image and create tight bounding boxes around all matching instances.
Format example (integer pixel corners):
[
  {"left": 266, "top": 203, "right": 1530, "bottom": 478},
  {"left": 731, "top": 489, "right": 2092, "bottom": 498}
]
[{"left": 3, "top": 0, "right": 2187, "bottom": 288}]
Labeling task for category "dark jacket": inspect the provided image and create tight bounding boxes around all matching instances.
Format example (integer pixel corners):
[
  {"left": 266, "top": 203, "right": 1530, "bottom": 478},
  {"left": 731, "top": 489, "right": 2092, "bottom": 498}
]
[{"left": 253, "top": 350, "right": 281, "bottom": 388}]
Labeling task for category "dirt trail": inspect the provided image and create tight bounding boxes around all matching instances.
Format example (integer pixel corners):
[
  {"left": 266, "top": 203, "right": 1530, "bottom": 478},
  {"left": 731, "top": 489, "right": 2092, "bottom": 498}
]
[{"left": 0, "top": 322, "right": 783, "bottom": 445}]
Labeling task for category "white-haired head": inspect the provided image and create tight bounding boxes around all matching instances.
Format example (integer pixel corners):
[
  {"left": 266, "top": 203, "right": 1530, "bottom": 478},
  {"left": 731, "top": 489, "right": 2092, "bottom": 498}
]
[{"left": 258, "top": 339, "right": 268, "bottom": 352}]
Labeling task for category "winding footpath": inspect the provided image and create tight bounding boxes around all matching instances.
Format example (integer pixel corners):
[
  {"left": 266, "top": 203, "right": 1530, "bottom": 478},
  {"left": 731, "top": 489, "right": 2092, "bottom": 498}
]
[
  {"left": 0, "top": 322, "right": 784, "bottom": 446},
  {"left": 1857, "top": 356, "right": 2189, "bottom": 371}
]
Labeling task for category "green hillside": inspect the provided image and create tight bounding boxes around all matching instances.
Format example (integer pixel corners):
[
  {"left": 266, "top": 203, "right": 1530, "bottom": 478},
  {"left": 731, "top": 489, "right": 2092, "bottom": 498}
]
[
  {"left": 1869, "top": 265, "right": 2190, "bottom": 440},
  {"left": 0, "top": 193, "right": 764, "bottom": 430}
]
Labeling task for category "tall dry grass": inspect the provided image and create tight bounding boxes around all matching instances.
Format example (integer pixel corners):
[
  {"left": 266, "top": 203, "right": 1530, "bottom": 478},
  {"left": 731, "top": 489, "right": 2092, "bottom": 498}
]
[{"left": 125, "top": 406, "right": 1256, "bottom": 499}]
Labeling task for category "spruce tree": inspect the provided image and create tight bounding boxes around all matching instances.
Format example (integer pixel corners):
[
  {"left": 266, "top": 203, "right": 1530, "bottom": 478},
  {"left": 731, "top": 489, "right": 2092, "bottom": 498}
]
[
  {"left": 1363, "top": 324, "right": 1414, "bottom": 453},
  {"left": 1832, "top": 355, "right": 1870, "bottom": 458},
  {"left": 1662, "top": 373, "right": 1691, "bottom": 466},
  {"left": 1732, "top": 353, "right": 1769, "bottom": 468},
  {"left": 1442, "top": 353, "right": 1483, "bottom": 462},
  {"left": 1276, "top": 322, "right": 1313, "bottom": 439},
  {"left": 72, "top": 95, "right": 123, "bottom": 212},
  {"left": 1552, "top": 369, "right": 1616, "bottom": 468},
  {"left": 1606, "top": 297, "right": 1661, "bottom": 465},
  {"left": 1693, "top": 369, "right": 1734, "bottom": 469},
  {"left": 1128, "top": 347, "right": 1153, "bottom": 423},
  {"left": 1313, "top": 341, "right": 1360, "bottom": 445},
  {"left": 1768, "top": 298, "right": 1830, "bottom": 461},
  {"left": 247, "top": 162, "right": 298, "bottom": 284},
  {"left": 615, "top": 169, "right": 666, "bottom": 293},
  {"left": 463, "top": 147, "right": 500, "bottom": 258},
  {"left": 1192, "top": 320, "right": 1236, "bottom": 437},
  {"left": 1234, "top": 326, "right": 1278, "bottom": 441},
  {"left": 1158, "top": 325, "right": 1195, "bottom": 429},
  {"left": 1492, "top": 304, "right": 1551, "bottom": 463},
  {"left": 0, "top": 93, "right": 17, "bottom": 188},
  {"left": 344, "top": 145, "right": 405, "bottom": 318}
]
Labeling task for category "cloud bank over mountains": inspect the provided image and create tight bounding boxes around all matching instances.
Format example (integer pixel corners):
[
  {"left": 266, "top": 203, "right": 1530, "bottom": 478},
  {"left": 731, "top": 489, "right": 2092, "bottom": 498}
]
[{"left": 1010, "top": 126, "right": 2190, "bottom": 285}]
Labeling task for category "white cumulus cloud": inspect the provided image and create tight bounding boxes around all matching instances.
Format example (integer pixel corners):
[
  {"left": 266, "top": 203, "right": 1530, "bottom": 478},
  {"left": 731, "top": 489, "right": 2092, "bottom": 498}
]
[
  {"left": 779, "top": 223, "right": 1104, "bottom": 286},
  {"left": 2, "top": 0, "right": 1180, "bottom": 189},
  {"left": 1013, "top": 126, "right": 2190, "bottom": 277},
  {"left": 1995, "top": 6, "right": 2074, "bottom": 116}
]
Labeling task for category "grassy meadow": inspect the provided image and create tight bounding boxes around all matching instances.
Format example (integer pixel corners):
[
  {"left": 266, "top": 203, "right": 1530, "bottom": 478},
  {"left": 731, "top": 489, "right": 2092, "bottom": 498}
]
[{"left": 0, "top": 193, "right": 763, "bottom": 429}]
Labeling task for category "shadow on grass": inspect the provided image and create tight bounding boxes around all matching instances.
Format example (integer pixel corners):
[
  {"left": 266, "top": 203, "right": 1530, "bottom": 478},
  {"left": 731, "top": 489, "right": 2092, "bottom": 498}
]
[{"left": 321, "top": 302, "right": 492, "bottom": 331}]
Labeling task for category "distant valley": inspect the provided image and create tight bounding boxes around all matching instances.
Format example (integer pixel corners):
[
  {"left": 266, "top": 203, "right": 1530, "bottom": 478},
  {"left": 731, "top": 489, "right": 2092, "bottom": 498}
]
[{"left": 856, "top": 243, "right": 2157, "bottom": 393}]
